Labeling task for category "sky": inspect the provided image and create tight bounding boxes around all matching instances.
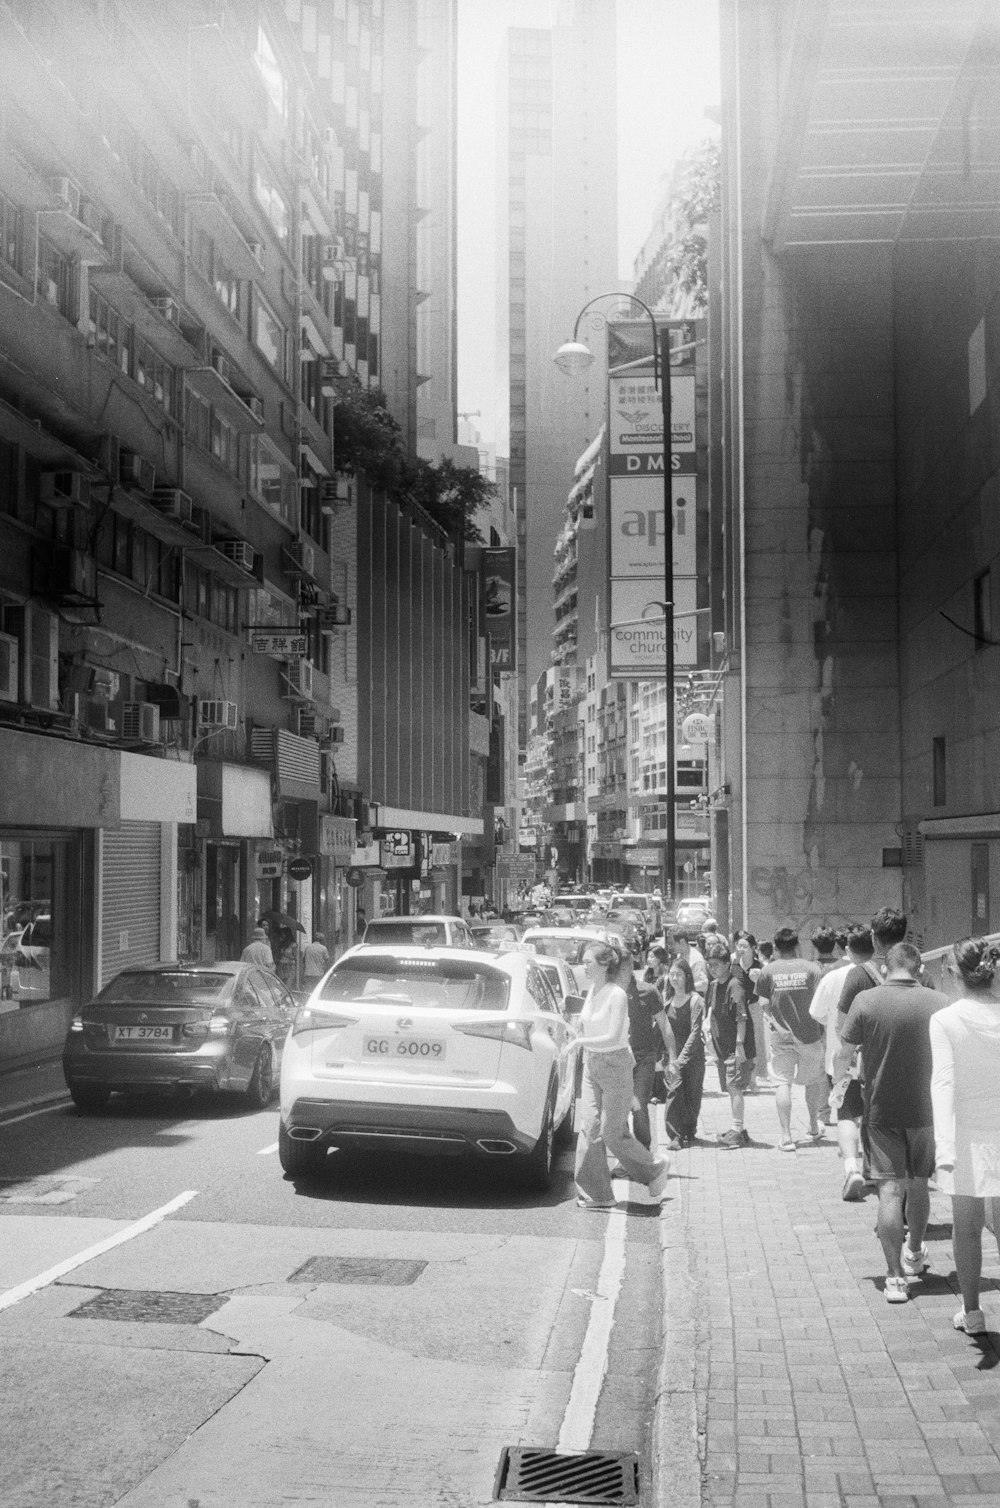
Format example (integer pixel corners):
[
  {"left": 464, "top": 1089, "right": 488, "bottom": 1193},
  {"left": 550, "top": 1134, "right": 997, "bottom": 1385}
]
[{"left": 456, "top": 0, "right": 721, "bottom": 445}]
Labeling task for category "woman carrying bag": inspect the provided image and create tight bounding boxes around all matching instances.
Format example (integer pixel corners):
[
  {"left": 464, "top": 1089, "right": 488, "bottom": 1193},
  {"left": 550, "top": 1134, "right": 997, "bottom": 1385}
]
[
  {"left": 574, "top": 941, "right": 672, "bottom": 1211},
  {"left": 930, "top": 936, "right": 1000, "bottom": 1335},
  {"left": 662, "top": 957, "right": 706, "bottom": 1149}
]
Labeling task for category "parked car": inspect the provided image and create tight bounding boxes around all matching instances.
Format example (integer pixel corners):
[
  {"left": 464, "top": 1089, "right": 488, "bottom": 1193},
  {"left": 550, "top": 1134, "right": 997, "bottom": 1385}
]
[
  {"left": 362, "top": 915, "right": 476, "bottom": 949},
  {"left": 673, "top": 897, "right": 714, "bottom": 932},
  {"left": 531, "top": 954, "right": 585, "bottom": 1017},
  {"left": 278, "top": 946, "right": 580, "bottom": 1187},
  {"left": 62, "top": 962, "right": 295, "bottom": 1112}
]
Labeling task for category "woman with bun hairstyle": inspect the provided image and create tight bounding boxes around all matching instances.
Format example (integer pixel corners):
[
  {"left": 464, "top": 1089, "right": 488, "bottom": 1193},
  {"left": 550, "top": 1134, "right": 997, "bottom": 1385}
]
[
  {"left": 574, "top": 940, "right": 672, "bottom": 1210},
  {"left": 930, "top": 936, "right": 1000, "bottom": 1334}
]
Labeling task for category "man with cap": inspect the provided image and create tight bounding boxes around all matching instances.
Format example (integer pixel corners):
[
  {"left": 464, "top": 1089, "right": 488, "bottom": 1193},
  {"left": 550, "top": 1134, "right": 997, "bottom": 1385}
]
[
  {"left": 241, "top": 926, "right": 275, "bottom": 969},
  {"left": 302, "top": 931, "right": 331, "bottom": 983}
]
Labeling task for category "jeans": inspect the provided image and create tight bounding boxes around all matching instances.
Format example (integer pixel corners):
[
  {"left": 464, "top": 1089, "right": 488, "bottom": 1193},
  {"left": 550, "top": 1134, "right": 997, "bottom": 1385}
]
[
  {"left": 663, "top": 1051, "right": 705, "bottom": 1144},
  {"left": 631, "top": 1049, "right": 660, "bottom": 1149},
  {"left": 575, "top": 1048, "right": 666, "bottom": 1203}
]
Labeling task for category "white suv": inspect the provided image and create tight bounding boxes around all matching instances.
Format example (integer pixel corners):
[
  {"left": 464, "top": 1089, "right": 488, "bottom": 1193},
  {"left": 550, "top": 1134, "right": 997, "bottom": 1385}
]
[{"left": 279, "top": 946, "right": 580, "bottom": 1189}]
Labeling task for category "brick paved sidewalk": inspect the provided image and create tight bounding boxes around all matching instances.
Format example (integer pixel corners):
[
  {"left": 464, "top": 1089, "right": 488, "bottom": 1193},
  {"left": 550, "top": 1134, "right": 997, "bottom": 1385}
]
[{"left": 669, "top": 1072, "right": 1000, "bottom": 1508}]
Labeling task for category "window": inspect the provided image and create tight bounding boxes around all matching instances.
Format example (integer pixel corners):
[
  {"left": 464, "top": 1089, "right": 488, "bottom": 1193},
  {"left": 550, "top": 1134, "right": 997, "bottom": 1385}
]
[
  {"left": 0, "top": 190, "right": 22, "bottom": 275},
  {"left": 933, "top": 736, "right": 946, "bottom": 807},
  {"left": 210, "top": 411, "right": 240, "bottom": 477},
  {"left": 250, "top": 435, "right": 296, "bottom": 525},
  {"left": 37, "top": 237, "right": 75, "bottom": 319},
  {"left": 974, "top": 568, "right": 991, "bottom": 650},
  {"left": 183, "top": 562, "right": 238, "bottom": 634},
  {"left": 254, "top": 26, "right": 288, "bottom": 120},
  {"left": 89, "top": 290, "right": 174, "bottom": 414},
  {"left": 254, "top": 293, "right": 285, "bottom": 374},
  {"left": 213, "top": 254, "right": 240, "bottom": 318},
  {"left": 253, "top": 161, "right": 289, "bottom": 246}
]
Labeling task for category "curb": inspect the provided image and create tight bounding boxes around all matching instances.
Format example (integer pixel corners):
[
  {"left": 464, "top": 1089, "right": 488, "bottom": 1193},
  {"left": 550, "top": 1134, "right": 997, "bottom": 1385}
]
[
  {"left": 0, "top": 1088, "right": 70, "bottom": 1121},
  {"left": 654, "top": 1172, "right": 702, "bottom": 1507}
]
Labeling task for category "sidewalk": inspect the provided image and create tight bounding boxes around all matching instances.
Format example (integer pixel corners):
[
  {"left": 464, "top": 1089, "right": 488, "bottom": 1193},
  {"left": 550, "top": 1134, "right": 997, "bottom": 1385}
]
[
  {"left": 0, "top": 1053, "right": 68, "bottom": 1119},
  {"left": 657, "top": 1076, "right": 1000, "bottom": 1508}
]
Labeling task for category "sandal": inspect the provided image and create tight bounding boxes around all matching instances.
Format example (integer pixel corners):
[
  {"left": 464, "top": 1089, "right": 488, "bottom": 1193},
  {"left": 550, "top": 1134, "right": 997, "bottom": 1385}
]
[
  {"left": 778, "top": 1138, "right": 797, "bottom": 1152},
  {"left": 576, "top": 1196, "right": 616, "bottom": 1210}
]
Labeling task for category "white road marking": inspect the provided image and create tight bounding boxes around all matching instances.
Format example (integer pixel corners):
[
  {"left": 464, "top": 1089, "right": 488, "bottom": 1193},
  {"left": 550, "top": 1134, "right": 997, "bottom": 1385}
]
[
  {"left": 0, "top": 1189, "right": 199, "bottom": 1313},
  {"left": 0, "top": 1101, "right": 69, "bottom": 1128},
  {"left": 557, "top": 1181, "right": 631, "bottom": 1454},
  {"left": 256, "top": 1142, "right": 279, "bottom": 1156}
]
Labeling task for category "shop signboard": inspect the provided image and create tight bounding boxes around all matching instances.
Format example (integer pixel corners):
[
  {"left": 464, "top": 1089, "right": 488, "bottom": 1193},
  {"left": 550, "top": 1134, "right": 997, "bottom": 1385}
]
[
  {"left": 320, "top": 815, "right": 357, "bottom": 863},
  {"left": 287, "top": 857, "right": 312, "bottom": 881},
  {"left": 255, "top": 847, "right": 283, "bottom": 880},
  {"left": 496, "top": 855, "right": 537, "bottom": 880},
  {"left": 481, "top": 547, "right": 516, "bottom": 671},
  {"left": 250, "top": 630, "right": 308, "bottom": 657},
  {"left": 608, "top": 578, "right": 698, "bottom": 676},
  {"left": 609, "top": 476, "right": 698, "bottom": 579}
]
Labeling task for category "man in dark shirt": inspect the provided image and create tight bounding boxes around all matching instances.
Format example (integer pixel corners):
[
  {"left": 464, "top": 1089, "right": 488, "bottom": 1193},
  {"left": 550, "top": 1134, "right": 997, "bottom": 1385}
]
[
  {"left": 706, "top": 941, "right": 755, "bottom": 1148},
  {"left": 841, "top": 941, "right": 948, "bottom": 1303},
  {"left": 837, "top": 906, "right": 907, "bottom": 1018},
  {"left": 754, "top": 927, "right": 826, "bottom": 1150}
]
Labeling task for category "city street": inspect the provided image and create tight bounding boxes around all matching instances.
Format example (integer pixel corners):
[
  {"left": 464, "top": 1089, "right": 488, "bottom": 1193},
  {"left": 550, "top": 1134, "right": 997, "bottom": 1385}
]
[{"left": 0, "top": 1079, "right": 665, "bottom": 1508}]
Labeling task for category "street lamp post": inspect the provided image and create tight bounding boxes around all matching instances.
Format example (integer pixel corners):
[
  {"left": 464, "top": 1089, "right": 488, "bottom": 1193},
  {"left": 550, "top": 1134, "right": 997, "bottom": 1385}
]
[{"left": 554, "top": 297, "right": 676, "bottom": 904}]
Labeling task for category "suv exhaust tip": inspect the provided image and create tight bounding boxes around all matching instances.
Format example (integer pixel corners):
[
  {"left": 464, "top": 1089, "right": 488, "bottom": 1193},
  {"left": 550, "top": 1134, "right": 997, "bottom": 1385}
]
[{"left": 287, "top": 1126, "right": 323, "bottom": 1142}]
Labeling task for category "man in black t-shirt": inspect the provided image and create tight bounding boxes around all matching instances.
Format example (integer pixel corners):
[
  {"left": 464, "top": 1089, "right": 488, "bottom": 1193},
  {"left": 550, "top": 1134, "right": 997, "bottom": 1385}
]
[
  {"left": 841, "top": 942, "right": 947, "bottom": 1304},
  {"left": 626, "top": 966, "right": 671, "bottom": 1149},
  {"left": 706, "top": 941, "right": 755, "bottom": 1148},
  {"left": 837, "top": 906, "right": 907, "bottom": 1018}
]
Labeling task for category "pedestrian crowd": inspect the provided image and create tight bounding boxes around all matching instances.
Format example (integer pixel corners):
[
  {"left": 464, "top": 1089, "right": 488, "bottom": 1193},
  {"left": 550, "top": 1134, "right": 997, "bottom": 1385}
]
[{"left": 571, "top": 904, "right": 1000, "bottom": 1337}]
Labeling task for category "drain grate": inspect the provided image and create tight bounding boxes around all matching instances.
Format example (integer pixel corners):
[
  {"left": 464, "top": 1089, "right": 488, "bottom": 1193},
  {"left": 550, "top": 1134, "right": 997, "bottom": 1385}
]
[
  {"left": 68, "top": 1289, "right": 225, "bottom": 1325},
  {"left": 494, "top": 1448, "right": 640, "bottom": 1504},
  {"left": 288, "top": 1255, "right": 427, "bottom": 1286}
]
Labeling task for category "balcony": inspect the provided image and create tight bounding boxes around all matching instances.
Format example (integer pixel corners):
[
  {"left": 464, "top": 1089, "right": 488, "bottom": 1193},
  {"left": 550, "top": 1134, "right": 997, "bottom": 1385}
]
[
  {"left": 88, "top": 267, "right": 203, "bottom": 371},
  {"left": 186, "top": 191, "right": 265, "bottom": 282}
]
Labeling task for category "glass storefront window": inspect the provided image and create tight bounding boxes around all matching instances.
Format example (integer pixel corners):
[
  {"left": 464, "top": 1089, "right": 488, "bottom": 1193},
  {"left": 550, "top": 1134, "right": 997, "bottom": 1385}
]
[{"left": 1, "top": 836, "right": 77, "bottom": 1007}]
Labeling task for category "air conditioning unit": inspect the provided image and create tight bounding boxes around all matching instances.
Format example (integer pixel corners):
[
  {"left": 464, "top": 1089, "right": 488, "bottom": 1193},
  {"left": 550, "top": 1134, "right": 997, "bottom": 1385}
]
[
  {"left": 329, "top": 726, "right": 345, "bottom": 744},
  {"left": 247, "top": 396, "right": 264, "bottom": 422},
  {"left": 283, "top": 539, "right": 316, "bottom": 579},
  {"left": 320, "top": 239, "right": 347, "bottom": 281},
  {"left": 318, "top": 603, "right": 352, "bottom": 631},
  {"left": 198, "top": 699, "right": 239, "bottom": 729},
  {"left": 150, "top": 488, "right": 193, "bottom": 523},
  {"left": 119, "top": 450, "right": 156, "bottom": 494},
  {"left": 0, "top": 631, "right": 18, "bottom": 703},
  {"left": 49, "top": 175, "right": 82, "bottom": 217},
  {"left": 120, "top": 702, "right": 160, "bottom": 742},
  {"left": 218, "top": 539, "right": 255, "bottom": 573},
  {"left": 152, "top": 296, "right": 180, "bottom": 327},
  {"left": 211, "top": 350, "right": 231, "bottom": 385},
  {"left": 281, "top": 658, "right": 314, "bottom": 699},
  {"left": 40, "top": 471, "right": 91, "bottom": 509},
  {"left": 296, "top": 705, "right": 318, "bottom": 738}
]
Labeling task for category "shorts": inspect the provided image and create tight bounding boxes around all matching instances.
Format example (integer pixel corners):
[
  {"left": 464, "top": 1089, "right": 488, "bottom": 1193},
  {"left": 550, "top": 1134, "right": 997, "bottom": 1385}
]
[
  {"left": 716, "top": 1051, "right": 755, "bottom": 1094},
  {"left": 865, "top": 1124, "right": 936, "bottom": 1182},
  {"left": 768, "top": 1027, "right": 826, "bottom": 1086},
  {"left": 836, "top": 1078, "right": 863, "bottom": 1122}
]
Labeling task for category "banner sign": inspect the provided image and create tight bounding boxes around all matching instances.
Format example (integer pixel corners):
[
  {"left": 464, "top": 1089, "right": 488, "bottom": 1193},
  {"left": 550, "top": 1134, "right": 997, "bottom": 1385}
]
[
  {"left": 607, "top": 319, "right": 704, "bottom": 678},
  {"left": 481, "top": 547, "right": 516, "bottom": 672}
]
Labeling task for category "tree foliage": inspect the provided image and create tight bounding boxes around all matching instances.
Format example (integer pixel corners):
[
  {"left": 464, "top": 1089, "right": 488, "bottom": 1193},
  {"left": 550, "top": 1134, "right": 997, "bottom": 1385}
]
[
  {"left": 332, "top": 383, "right": 494, "bottom": 544},
  {"left": 662, "top": 139, "right": 721, "bottom": 312}
]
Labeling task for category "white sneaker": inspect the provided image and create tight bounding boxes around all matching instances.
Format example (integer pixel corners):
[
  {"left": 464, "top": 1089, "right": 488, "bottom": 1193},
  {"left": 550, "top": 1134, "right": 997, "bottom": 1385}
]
[
  {"left": 954, "top": 1307, "right": 986, "bottom": 1334},
  {"left": 647, "top": 1160, "right": 671, "bottom": 1200},
  {"left": 901, "top": 1244, "right": 930, "bottom": 1278}
]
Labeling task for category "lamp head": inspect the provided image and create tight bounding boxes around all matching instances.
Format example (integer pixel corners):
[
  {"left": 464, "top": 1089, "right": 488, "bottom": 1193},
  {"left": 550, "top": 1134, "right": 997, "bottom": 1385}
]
[{"left": 553, "top": 340, "right": 595, "bottom": 377}]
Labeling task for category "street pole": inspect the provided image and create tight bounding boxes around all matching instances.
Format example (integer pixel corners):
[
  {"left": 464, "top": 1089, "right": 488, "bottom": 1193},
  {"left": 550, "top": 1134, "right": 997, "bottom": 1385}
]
[{"left": 660, "top": 323, "right": 676, "bottom": 906}]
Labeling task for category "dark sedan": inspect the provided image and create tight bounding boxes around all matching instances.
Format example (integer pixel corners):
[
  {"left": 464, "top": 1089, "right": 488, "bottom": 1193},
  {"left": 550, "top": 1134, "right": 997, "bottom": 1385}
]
[{"left": 62, "top": 962, "right": 294, "bottom": 1113}]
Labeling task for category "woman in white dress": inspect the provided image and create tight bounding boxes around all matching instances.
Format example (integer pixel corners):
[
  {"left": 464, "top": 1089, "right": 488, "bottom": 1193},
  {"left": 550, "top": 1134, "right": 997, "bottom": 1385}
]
[
  {"left": 929, "top": 937, "right": 1000, "bottom": 1335},
  {"left": 574, "top": 941, "right": 671, "bottom": 1210}
]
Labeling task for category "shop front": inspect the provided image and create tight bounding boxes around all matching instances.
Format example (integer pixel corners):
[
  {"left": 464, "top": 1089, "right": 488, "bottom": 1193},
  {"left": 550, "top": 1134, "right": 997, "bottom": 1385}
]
[
  {"left": 0, "top": 727, "right": 196, "bottom": 1065},
  {"left": 182, "top": 761, "right": 274, "bottom": 963},
  {"left": 319, "top": 814, "right": 357, "bottom": 959}
]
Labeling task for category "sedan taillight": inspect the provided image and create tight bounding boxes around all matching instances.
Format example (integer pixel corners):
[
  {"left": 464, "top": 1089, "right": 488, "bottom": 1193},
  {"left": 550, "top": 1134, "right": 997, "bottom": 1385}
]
[
  {"left": 69, "top": 1015, "right": 83, "bottom": 1033},
  {"left": 206, "top": 1015, "right": 232, "bottom": 1036},
  {"left": 452, "top": 1019, "right": 533, "bottom": 1051}
]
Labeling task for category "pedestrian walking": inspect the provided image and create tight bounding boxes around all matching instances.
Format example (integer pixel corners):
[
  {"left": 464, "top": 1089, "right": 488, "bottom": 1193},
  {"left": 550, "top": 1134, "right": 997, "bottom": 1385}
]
[
  {"left": 754, "top": 927, "right": 827, "bottom": 1150},
  {"left": 705, "top": 940, "right": 755, "bottom": 1148},
  {"left": 670, "top": 929, "right": 709, "bottom": 996},
  {"left": 930, "top": 936, "right": 1000, "bottom": 1335},
  {"left": 734, "top": 932, "right": 768, "bottom": 1090},
  {"left": 808, "top": 924, "right": 875, "bottom": 1200},
  {"left": 837, "top": 906, "right": 908, "bottom": 1016},
  {"left": 662, "top": 957, "right": 706, "bottom": 1147},
  {"left": 302, "top": 931, "right": 331, "bottom": 983},
  {"left": 574, "top": 941, "right": 671, "bottom": 1210},
  {"left": 241, "top": 926, "right": 274, "bottom": 969},
  {"left": 841, "top": 941, "right": 947, "bottom": 1302},
  {"left": 625, "top": 958, "right": 673, "bottom": 1149}
]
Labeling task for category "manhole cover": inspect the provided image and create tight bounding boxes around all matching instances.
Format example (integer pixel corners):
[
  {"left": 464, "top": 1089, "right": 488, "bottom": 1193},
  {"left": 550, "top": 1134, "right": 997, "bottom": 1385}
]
[
  {"left": 288, "top": 1256, "right": 427, "bottom": 1286},
  {"left": 494, "top": 1447, "right": 640, "bottom": 1504},
  {"left": 69, "top": 1289, "right": 225, "bottom": 1325}
]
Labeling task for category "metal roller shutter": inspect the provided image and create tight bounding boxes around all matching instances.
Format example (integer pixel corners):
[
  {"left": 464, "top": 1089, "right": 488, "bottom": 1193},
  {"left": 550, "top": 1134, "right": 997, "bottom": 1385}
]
[{"left": 101, "top": 821, "right": 162, "bottom": 985}]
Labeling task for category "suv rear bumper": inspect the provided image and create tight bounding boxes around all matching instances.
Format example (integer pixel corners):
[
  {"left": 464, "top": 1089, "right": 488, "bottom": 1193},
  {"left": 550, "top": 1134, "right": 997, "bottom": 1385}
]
[{"left": 284, "top": 1097, "right": 535, "bottom": 1157}]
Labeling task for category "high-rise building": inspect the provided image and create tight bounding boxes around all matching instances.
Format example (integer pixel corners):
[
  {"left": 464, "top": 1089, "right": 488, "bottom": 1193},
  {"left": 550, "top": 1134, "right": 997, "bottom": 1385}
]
[{"left": 497, "top": 0, "right": 618, "bottom": 758}]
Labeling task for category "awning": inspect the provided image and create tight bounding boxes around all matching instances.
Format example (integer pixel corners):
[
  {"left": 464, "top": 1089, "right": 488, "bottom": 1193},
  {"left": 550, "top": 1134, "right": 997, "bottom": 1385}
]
[
  {"left": 376, "top": 806, "right": 484, "bottom": 837},
  {"left": 196, "top": 762, "right": 273, "bottom": 838},
  {"left": 0, "top": 728, "right": 197, "bottom": 827}
]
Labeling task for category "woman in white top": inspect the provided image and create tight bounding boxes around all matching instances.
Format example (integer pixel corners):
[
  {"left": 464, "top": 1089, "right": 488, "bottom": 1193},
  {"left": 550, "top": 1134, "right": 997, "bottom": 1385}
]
[
  {"left": 929, "top": 936, "right": 1000, "bottom": 1335},
  {"left": 574, "top": 941, "right": 671, "bottom": 1210}
]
